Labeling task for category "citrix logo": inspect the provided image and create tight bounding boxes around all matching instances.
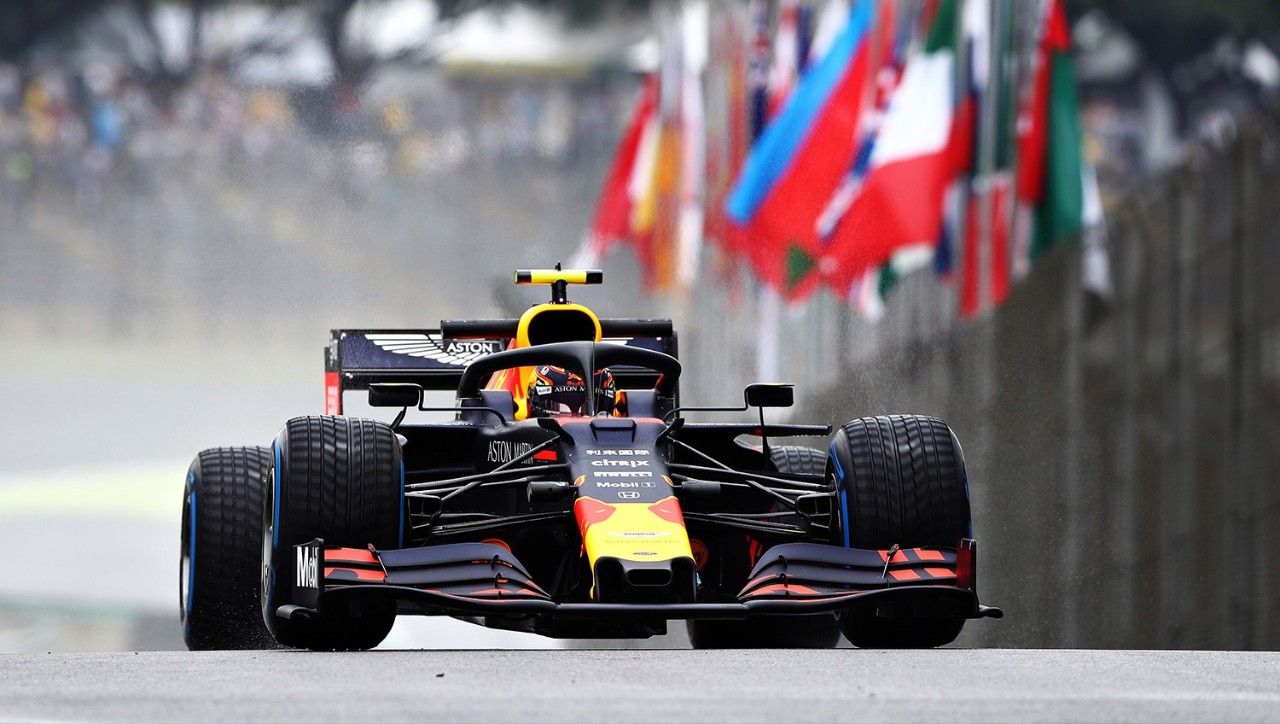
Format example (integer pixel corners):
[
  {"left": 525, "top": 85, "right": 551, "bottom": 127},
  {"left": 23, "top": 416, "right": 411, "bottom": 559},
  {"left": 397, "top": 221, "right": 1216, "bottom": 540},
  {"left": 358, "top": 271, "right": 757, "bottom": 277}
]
[{"left": 590, "top": 459, "right": 650, "bottom": 468}]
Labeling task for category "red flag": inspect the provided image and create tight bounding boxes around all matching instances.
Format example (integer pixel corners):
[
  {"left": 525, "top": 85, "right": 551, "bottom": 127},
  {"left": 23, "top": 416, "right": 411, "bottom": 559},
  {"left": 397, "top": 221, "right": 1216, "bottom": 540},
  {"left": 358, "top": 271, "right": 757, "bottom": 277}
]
[
  {"left": 1016, "top": 0, "right": 1071, "bottom": 204},
  {"left": 742, "top": 40, "right": 873, "bottom": 289},
  {"left": 817, "top": 0, "right": 969, "bottom": 295},
  {"left": 822, "top": 89, "right": 974, "bottom": 295},
  {"left": 584, "top": 76, "right": 658, "bottom": 262},
  {"left": 960, "top": 174, "right": 1011, "bottom": 318},
  {"left": 724, "top": 2, "right": 884, "bottom": 292}
]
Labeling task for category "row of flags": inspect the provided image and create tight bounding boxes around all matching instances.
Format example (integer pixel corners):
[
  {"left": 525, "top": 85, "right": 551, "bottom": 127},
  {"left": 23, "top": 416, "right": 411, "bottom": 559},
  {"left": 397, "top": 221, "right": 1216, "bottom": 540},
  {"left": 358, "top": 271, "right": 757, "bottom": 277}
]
[{"left": 582, "top": 0, "right": 1105, "bottom": 321}]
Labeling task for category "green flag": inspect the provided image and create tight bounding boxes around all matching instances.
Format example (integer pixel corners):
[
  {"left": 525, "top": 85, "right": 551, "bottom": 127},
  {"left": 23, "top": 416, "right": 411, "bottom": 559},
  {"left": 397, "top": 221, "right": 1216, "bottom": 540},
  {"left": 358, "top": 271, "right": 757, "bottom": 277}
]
[{"left": 1019, "top": 0, "right": 1085, "bottom": 260}]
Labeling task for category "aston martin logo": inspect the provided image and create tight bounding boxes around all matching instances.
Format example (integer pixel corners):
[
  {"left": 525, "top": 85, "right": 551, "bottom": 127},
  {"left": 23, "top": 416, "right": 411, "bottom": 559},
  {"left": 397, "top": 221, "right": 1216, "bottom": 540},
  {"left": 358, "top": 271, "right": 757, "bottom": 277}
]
[{"left": 365, "top": 334, "right": 503, "bottom": 366}]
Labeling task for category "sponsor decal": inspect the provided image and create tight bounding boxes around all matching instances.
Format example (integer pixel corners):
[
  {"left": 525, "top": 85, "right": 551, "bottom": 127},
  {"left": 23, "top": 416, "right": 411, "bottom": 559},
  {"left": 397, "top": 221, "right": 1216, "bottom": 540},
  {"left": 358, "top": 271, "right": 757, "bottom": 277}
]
[
  {"left": 446, "top": 340, "right": 503, "bottom": 356},
  {"left": 296, "top": 547, "right": 318, "bottom": 588},
  {"left": 617, "top": 491, "right": 640, "bottom": 499},
  {"left": 606, "top": 531, "right": 674, "bottom": 538},
  {"left": 586, "top": 449, "right": 650, "bottom": 456},
  {"left": 365, "top": 334, "right": 504, "bottom": 366},
  {"left": 592, "top": 471, "right": 653, "bottom": 478},
  {"left": 594, "top": 481, "right": 656, "bottom": 488},
  {"left": 534, "top": 385, "right": 553, "bottom": 395},
  {"left": 590, "top": 459, "right": 650, "bottom": 468},
  {"left": 487, "top": 440, "right": 536, "bottom": 464}
]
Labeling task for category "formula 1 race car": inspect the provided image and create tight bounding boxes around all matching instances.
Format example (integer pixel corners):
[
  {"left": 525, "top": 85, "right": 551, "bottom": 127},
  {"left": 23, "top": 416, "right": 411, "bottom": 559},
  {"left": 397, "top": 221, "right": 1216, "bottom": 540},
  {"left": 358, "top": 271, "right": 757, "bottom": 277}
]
[{"left": 179, "top": 268, "right": 1001, "bottom": 650}]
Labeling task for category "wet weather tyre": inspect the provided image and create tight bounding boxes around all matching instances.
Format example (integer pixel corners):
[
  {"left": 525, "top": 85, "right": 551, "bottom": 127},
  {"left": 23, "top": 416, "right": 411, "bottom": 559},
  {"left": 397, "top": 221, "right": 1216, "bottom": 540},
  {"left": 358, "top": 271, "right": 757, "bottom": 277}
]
[
  {"left": 686, "top": 446, "right": 842, "bottom": 649},
  {"left": 829, "top": 415, "right": 971, "bottom": 648},
  {"left": 768, "top": 445, "right": 829, "bottom": 481},
  {"left": 180, "top": 446, "right": 278, "bottom": 650},
  {"left": 261, "top": 416, "right": 403, "bottom": 651}
]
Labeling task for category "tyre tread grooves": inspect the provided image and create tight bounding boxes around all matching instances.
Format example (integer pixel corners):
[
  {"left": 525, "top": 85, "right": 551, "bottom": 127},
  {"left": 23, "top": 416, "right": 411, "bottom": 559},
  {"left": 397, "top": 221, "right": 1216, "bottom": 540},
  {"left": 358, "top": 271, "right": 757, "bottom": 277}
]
[
  {"left": 267, "top": 415, "right": 401, "bottom": 650},
  {"left": 830, "top": 414, "right": 972, "bottom": 648},
  {"left": 184, "top": 445, "right": 275, "bottom": 650}
]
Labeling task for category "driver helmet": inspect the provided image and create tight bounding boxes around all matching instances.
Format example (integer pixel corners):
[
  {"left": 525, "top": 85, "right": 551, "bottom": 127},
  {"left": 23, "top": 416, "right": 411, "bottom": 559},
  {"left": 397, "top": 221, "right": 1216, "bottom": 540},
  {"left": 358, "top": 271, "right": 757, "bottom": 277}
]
[{"left": 527, "top": 366, "right": 616, "bottom": 418}]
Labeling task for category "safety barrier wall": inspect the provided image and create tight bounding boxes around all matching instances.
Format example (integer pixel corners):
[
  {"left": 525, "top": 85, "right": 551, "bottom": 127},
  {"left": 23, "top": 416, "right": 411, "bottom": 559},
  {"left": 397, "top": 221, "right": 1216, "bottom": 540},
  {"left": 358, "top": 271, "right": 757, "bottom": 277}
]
[{"left": 786, "top": 110, "right": 1280, "bottom": 649}]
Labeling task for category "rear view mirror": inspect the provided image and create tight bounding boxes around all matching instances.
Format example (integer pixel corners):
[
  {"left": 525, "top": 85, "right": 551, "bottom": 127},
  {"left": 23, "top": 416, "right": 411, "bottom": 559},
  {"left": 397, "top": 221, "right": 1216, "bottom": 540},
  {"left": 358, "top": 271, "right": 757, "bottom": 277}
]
[
  {"left": 368, "top": 383, "right": 422, "bottom": 408},
  {"left": 744, "top": 383, "right": 794, "bottom": 409}
]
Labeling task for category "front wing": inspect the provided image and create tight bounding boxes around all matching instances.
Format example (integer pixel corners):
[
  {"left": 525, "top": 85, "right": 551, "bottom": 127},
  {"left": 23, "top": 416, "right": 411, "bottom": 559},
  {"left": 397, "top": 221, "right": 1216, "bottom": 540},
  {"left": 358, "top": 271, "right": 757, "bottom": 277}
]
[{"left": 280, "top": 539, "right": 1003, "bottom": 624}]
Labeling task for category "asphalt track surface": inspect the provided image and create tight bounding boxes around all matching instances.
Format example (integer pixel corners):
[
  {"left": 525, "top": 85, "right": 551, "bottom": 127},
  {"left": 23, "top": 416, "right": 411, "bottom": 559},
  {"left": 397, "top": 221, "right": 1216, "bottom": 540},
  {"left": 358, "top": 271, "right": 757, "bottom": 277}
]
[{"left": 1, "top": 649, "right": 1278, "bottom": 723}]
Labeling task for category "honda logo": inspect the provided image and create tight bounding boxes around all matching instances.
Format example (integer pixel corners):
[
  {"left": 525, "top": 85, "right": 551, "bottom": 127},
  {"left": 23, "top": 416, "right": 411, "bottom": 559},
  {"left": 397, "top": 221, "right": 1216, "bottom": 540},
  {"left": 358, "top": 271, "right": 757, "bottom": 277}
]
[{"left": 617, "top": 491, "right": 640, "bottom": 499}]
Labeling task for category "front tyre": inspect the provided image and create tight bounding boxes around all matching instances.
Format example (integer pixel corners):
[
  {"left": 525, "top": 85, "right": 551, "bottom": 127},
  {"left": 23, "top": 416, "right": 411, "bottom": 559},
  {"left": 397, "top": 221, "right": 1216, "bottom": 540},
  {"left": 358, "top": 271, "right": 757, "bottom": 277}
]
[
  {"left": 180, "top": 446, "right": 277, "bottom": 650},
  {"left": 261, "top": 416, "right": 403, "bottom": 650},
  {"left": 829, "top": 415, "right": 972, "bottom": 648}
]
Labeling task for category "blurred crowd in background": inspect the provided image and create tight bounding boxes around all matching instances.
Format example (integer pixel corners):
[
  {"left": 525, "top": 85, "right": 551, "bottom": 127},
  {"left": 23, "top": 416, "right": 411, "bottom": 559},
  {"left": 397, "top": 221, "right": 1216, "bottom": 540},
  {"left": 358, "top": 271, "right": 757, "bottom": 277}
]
[
  {"left": 0, "top": 2, "right": 652, "bottom": 347},
  {"left": 0, "top": 60, "right": 622, "bottom": 217},
  {"left": 0, "top": 0, "right": 1276, "bottom": 344}
]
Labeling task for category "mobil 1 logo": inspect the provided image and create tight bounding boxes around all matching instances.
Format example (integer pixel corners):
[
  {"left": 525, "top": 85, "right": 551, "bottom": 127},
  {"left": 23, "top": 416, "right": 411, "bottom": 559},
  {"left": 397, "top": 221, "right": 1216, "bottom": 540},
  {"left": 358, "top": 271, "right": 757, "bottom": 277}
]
[{"left": 296, "top": 545, "right": 319, "bottom": 589}]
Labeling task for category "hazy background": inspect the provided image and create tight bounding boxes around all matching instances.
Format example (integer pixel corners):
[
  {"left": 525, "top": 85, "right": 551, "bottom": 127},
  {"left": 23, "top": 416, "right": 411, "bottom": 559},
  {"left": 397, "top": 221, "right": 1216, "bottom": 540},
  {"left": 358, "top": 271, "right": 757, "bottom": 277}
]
[{"left": 1, "top": 0, "right": 1278, "bottom": 651}]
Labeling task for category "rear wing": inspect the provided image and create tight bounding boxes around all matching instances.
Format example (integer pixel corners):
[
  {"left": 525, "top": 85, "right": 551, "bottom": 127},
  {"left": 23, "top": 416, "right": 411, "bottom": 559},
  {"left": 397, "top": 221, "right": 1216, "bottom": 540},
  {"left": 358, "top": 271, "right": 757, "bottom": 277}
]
[{"left": 324, "top": 320, "right": 677, "bottom": 414}]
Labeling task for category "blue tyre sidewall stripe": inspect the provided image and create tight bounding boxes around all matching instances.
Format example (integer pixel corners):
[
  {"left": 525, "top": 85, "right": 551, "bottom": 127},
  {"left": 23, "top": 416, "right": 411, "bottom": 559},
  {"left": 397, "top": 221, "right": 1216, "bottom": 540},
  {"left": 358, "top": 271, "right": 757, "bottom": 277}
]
[
  {"left": 829, "top": 439, "right": 851, "bottom": 625},
  {"left": 272, "top": 442, "right": 283, "bottom": 548},
  {"left": 185, "top": 471, "right": 197, "bottom": 631},
  {"left": 828, "top": 440, "right": 851, "bottom": 549},
  {"left": 266, "top": 440, "right": 283, "bottom": 609}
]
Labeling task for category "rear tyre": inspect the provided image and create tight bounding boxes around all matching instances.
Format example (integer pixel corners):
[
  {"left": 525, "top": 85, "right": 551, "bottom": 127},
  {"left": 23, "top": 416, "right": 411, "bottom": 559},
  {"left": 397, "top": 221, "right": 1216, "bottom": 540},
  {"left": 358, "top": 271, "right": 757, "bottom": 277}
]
[
  {"left": 180, "top": 446, "right": 278, "bottom": 650},
  {"left": 686, "top": 445, "right": 842, "bottom": 649},
  {"left": 260, "top": 416, "right": 403, "bottom": 651},
  {"left": 829, "top": 415, "right": 971, "bottom": 648}
]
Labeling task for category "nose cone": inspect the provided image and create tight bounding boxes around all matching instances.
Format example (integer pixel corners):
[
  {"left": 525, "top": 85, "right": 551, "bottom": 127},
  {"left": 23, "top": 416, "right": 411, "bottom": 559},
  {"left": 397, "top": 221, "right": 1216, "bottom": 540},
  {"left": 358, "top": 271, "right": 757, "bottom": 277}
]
[{"left": 592, "top": 555, "right": 697, "bottom": 603}]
